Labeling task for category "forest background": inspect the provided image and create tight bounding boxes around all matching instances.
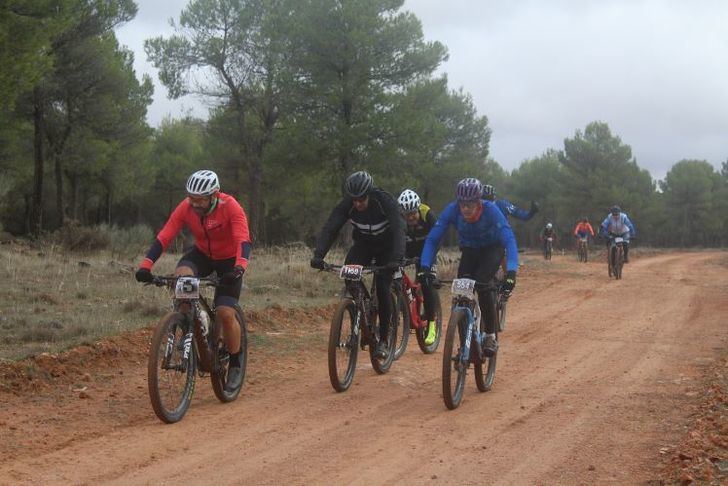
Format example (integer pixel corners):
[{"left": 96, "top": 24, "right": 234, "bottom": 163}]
[{"left": 2, "top": 0, "right": 727, "bottom": 251}]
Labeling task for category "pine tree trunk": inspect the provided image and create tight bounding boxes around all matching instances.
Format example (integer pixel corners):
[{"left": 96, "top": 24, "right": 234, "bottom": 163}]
[{"left": 30, "top": 88, "right": 45, "bottom": 236}]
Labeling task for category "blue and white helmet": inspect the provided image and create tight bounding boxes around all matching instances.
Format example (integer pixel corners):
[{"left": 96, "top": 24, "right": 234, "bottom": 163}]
[{"left": 186, "top": 170, "right": 220, "bottom": 196}]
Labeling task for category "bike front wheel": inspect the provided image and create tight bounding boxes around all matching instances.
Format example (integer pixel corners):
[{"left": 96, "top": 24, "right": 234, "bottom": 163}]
[
  {"left": 328, "top": 299, "right": 359, "bottom": 392},
  {"left": 148, "top": 312, "right": 197, "bottom": 424},
  {"left": 442, "top": 309, "right": 468, "bottom": 410},
  {"left": 210, "top": 306, "right": 248, "bottom": 402},
  {"left": 393, "top": 284, "right": 410, "bottom": 360}
]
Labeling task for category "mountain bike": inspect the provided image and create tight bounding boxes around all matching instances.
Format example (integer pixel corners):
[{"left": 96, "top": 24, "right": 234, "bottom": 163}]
[
  {"left": 607, "top": 234, "right": 626, "bottom": 279},
  {"left": 577, "top": 236, "right": 589, "bottom": 263},
  {"left": 440, "top": 278, "right": 506, "bottom": 410},
  {"left": 543, "top": 237, "right": 553, "bottom": 260},
  {"left": 393, "top": 258, "right": 443, "bottom": 357},
  {"left": 145, "top": 275, "right": 247, "bottom": 423},
  {"left": 322, "top": 263, "right": 398, "bottom": 392}
]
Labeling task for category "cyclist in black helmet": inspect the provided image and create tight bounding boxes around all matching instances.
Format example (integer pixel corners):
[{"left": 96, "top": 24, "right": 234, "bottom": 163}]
[{"left": 310, "top": 171, "right": 406, "bottom": 359}]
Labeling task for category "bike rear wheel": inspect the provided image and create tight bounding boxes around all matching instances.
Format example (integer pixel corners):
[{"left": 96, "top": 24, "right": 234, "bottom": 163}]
[
  {"left": 328, "top": 299, "right": 359, "bottom": 392},
  {"left": 148, "top": 312, "right": 196, "bottom": 424},
  {"left": 475, "top": 308, "right": 498, "bottom": 392},
  {"left": 393, "top": 284, "right": 410, "bottom": 360},
  {"left": 370, "top": 290, "right": 397, "bottom": 374},
  {"left": 210, "top": 306, "right": 248, "bottom": 402},
  {"left": 442, "top": 309, "right": 468, "bottom": 410},
  {"left": 416, "top": 290, "right": 442, "bottom": 354}
]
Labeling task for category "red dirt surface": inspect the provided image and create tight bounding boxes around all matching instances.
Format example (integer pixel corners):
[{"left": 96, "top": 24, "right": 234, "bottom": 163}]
[{"left": 1, "top": 251, "right": 726, "bottom": 484}]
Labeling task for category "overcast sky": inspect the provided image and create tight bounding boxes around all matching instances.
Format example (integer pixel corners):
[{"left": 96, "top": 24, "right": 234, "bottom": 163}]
[{"left": 116, "top": 0, "right": 728, "bottom": 180}]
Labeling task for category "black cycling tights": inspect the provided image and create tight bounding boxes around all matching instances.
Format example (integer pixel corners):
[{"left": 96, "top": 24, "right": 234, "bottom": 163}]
[{"left": 458, "top": 245, "right": 504, "bottom": 335}]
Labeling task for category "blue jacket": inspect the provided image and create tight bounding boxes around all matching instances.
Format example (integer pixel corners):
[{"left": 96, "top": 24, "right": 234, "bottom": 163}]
[
  {"left": 420, "top": 200, "right": 519, "bottom": 272},
  {"left": 495, "top": 198, "right": 533, "bottom": 221},
  {"left": 600, "top": 213, "right": 635, "bottom": 238}
]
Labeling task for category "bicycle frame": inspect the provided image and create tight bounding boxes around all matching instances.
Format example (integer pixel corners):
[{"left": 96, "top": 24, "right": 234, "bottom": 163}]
[
  {"left": 452, "top": 296, "right": 484, "bottom": 366},
  {"left": 401, "top": 272, "right": 426, "bottom": 330},
  {"left": 156, "top": 276, "right": 218, "bottom": 374}
]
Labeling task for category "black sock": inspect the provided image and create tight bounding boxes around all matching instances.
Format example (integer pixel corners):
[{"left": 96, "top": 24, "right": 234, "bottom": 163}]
[{"left": 229, "top": 351, "right": 241, "bottom": 368}]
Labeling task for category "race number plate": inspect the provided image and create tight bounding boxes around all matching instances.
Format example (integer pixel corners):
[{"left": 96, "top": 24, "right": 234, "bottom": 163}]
[
  {"left": 175, "top": 277, "right": 200, "bottom": 299},
  {"left": 580, "top": 237, "right": 588, "bottom": 242},
  {"left": 614, "top": 237, "right": 624, "bottom": 243},
  {"left": 451, "top": 278, "right": 476, "bottom": 297},
  {"left": 339, "top": 264, "right": 364, "bottom": 281},
  {"left": 393, "top": 268, "right": 403, "bottom": 279},
  {"left": 547, "top": 237, "right": 553, "bottom": 242}
]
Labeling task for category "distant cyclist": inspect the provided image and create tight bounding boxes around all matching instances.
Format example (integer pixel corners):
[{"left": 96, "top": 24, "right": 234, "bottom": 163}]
[
  {"left": 482, "top": 184, "right": 539, "bottom": 222},
  {"left": 420, "top": 178, "right": 518, "bottom": 356},
  {"left": 397, "top": 189, "right": 438, "bottom": 345},
  {"left": 573, "top": 217, "right": 595, "bottom": 240},
  {"left": 310, "top": 171, "right": 406, "bottom": 359},
  {"left": 540, "top": 222, "right": 558, "bottom": 257},
  {"left": 135, "top": 170, "right": 251, "bottom": 392},
  {"left": 600, "top": 206, "right": 636, "bottom": 262}
]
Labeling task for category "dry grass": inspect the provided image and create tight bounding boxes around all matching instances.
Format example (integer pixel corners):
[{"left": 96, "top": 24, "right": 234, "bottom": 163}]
[{"left": 0, "top": 242, "right": 425, "bottom": 361}]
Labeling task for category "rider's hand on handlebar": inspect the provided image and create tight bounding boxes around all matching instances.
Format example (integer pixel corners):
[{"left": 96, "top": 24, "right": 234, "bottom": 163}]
[
  {"left": 502, "top": 270, "right": 517, "bottom": 295},
  {"left": 135, "top": 268, "right": 154, "bottom": 283},
  {"left": 310, "top": 257, "right": 325, "bottom": 270},
  {"left": 221, "top": 265, "right": 245, "bottom": 285},
  {"left": 417, "top": 269, "right": 436, "bottom": 283}
]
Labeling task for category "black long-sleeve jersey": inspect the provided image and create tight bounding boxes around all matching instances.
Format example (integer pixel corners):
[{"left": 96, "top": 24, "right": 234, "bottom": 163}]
[
  {"left": 314, "top": 188, "right": 406, "bottom": 261},
  {"left": 405, "top": 203, "right": 437, "bottom": 258}
]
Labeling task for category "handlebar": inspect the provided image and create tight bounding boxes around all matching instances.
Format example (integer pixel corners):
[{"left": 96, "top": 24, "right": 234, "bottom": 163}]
[
  {"left": 321, "top": 262, "right": 393, "bottom": 274},
  {"left": 146, "top": 275, "right": 221, "bottom": 288},
  {"left": 438, "top": 279, "right": 500, "bottom": 291}
]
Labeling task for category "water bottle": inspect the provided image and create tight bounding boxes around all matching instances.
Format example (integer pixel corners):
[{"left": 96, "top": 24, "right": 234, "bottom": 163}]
[{"left": 198, "top": 307, "right": 210, "bottom": 338}]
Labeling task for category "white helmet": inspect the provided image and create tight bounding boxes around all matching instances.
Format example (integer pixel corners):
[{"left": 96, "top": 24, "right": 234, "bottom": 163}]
[
  {"left": 186, "top": 170, "right": 220, "bottom": 196},
  {"left": 546, "top": 223, "right": 553, "bottom": 229},
  {"left": 397, "top": 189, "right": 421, "bottom": 213}
]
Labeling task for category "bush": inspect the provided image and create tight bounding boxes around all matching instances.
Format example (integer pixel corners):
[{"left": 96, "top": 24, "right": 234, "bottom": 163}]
[
  {"left": 56, "top": 222, "right": 111, "bottom": 252},
  {"left": 54, "top": 222, "right": 153, "bottom": 255}
]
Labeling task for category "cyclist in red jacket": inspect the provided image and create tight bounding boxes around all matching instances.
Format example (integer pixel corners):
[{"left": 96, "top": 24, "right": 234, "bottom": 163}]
[{"left": 135, "top": 170, "right": 251, "bottom": 392}]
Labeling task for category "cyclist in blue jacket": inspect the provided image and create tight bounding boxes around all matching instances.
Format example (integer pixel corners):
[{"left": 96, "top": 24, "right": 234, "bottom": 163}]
[
  {"left": 599, "top": 205, "right": 636, "bottom": 262},
  {"left": 420, "top": 178, "right": 518, "bottom": 356},
  {"left": 482, "top": 184, "right": 539, "bottom": 222}
]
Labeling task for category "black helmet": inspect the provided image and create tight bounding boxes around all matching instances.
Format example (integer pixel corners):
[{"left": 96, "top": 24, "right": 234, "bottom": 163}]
[
  {"left": 610, "top": 205, "right": 621, "bottom": 215},
  {"left": 344, "top": 171, "right": 373, "bottom": 198}
]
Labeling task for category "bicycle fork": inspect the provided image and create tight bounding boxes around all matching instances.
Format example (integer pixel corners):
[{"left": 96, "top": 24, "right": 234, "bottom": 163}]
[{"left": 457, "top": 307, "right": 483, "bottom": 367}]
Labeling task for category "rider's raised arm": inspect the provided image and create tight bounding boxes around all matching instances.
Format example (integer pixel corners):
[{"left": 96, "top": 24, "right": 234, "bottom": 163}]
[
  {"left": 485, "top": 202, "right": 519, "bottom": 272},
  {"left": 140, "top": 200, "right": 188, "bottom": 270},
  {"left": 313, "top": 197, "right": 352, "bottom": 259},
  {"left": 229, "top": 197, "right": 252, "bottom": 270},
  {"left": 499, "top": 198, "right": 532, "bottom": 221},
  {"left": 420, "top": 201, "right": 457, "bottom": 269}
]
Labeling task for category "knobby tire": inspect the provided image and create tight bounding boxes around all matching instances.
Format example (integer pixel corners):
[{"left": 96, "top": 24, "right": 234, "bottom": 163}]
[
  {"left": 328, "top": 299, "right": 359, "bottom": 392},
  {"left": 148, "top": 312, "right": 196, "bottom": 424},
  {"left": 442, "top": 309, "right": 468, "bottom": 410},
  {"left": 393, "top": 284, "right": 410, "bottom": 360},
  {"left": 210, "top": 306, "right": 248, "bottom": 403}
]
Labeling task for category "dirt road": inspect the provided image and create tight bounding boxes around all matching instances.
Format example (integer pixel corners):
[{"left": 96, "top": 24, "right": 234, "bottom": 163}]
[{"left": 1, "top": 251, "right": 726, "bottom": 485}]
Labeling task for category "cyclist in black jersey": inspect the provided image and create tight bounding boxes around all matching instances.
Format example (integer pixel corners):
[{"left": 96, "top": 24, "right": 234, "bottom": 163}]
[
  {"left": 397, "top": 189, "right": 438, "bottom": 345},
  {"left": 311, "top": 171, "right": 406, "bottom": 358}
]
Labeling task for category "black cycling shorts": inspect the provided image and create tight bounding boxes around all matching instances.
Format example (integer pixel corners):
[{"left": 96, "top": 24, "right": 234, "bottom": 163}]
[{"left": 177, "top": 247, "right": 242, "bottom": 308}]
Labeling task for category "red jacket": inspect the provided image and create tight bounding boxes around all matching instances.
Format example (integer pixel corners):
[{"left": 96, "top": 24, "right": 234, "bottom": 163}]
[
  {"left": 141, "top": 192, "right": 251, "bottom": 270},
  {"left": 573, "top": 222, "right": 595, "bottom": 237}
]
